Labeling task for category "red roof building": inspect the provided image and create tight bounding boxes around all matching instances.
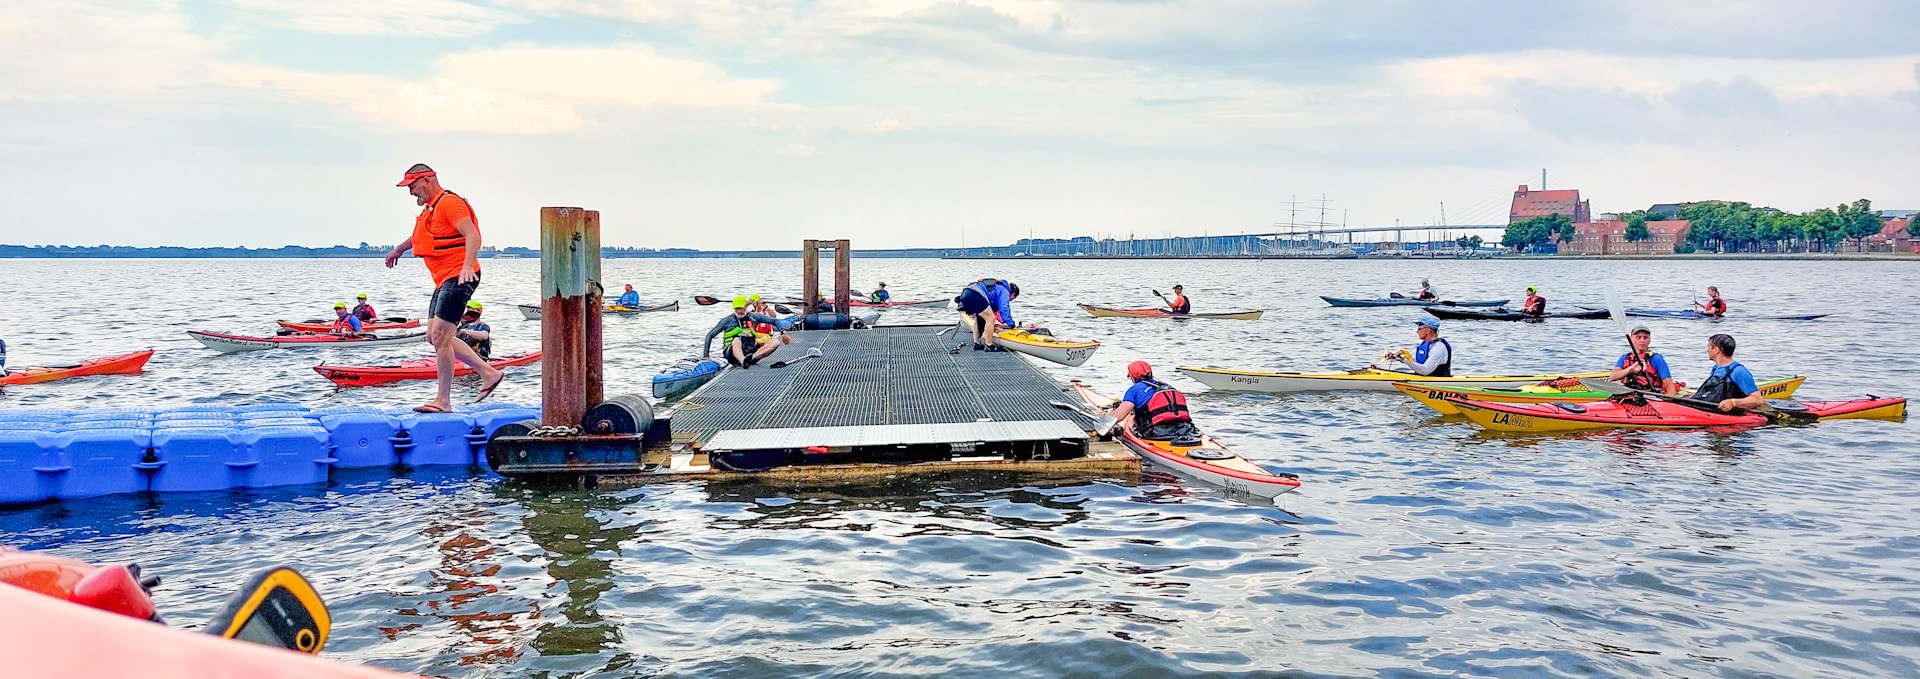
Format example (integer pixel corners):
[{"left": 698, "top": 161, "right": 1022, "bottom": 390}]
[
  {"left": 1509, "top": 185, "right": 1591, "bottom": 224},
  {"left": 1563, "top": 219, "right": 1690, "bottom": 255},
  {"left": 1867, "top": 216, "right": 1916, "bottom": 253}
]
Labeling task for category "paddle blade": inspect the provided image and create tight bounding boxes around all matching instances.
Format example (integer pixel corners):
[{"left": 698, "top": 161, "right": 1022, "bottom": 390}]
[
  {"left": 774, "top": 304, "right": 795, "bottom": 315},
  {"left": 693, "top": 295, "right": 722, "bottom": 306},
  {"left": 208, "top": 567, "right": 330, "bottom": 655},
  {"left": 1602, "top": 289, "right": 1630, "bottom": 337}
]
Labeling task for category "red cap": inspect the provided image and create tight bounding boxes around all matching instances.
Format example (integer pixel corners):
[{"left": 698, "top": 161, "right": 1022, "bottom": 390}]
[{"left": 396, "top": 170, "right": 435, "bottom": 187}]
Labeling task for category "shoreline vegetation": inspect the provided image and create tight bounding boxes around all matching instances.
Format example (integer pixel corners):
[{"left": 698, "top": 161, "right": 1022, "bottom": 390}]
[{"left": 0, "top": 245, "right": 1911, "bottom": 262}]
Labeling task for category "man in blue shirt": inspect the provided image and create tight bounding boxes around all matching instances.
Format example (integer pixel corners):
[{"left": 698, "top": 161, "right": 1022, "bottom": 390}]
[
  {"left": 1104, "top": 361, "right": 1199, "bottom": 440},
  {"left": 1609, "top": 325, "right": 1677, "bottom": 395},
  {"left": 954, "top": 278, "right": 1020, "bottom": 352},
  {"left": 1694, "top": 333, "right": 1764, "bottom": 412},
  {"left": 330, "top": 302, "right": 364, "bottom": 334},
  {"left": 870, "top": 283, "right": 891, "bottom": 304},
  {"left": 615, "top": 284, "right": 640, "bottom": 308}
]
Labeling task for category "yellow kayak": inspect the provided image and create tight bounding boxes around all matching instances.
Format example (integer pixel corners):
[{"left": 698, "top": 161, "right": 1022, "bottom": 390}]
[
  {"left": 1176, "top": 365, "right": 1610, "bottom": 393},
  {"left": 1396, "top": 375, "right": 1807, "bottom": 415},
  {"left": 994, "top": 327, "right": 1099, "bottom": 367}
]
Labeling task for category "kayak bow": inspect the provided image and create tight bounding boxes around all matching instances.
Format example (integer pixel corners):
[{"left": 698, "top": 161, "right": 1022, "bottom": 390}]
[
  {"left": 1072, "top": 382, "right": 1300, "bottom": 498},
  {"left": 0, "top": 349, "right": 154, "bottom": 386},
  {"left": 990, "top": 326, "right": 1100, "bottom": 367}
]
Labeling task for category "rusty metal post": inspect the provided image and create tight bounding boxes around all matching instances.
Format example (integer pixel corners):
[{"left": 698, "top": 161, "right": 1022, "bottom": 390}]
[
  {"left": 540, "top": 207, "right": 601, "bottom": 427},
  {"left": 832, "top": 238, "right": 851, "bottom": 312},
  {"left": 801, "top": 239, "right": 820, "bottom": 309},
  {"left": 582, "top": 210, "right": 604, "bottom": 409}
]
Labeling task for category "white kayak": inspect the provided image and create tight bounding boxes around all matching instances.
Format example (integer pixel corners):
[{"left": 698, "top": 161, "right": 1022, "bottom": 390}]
[
  {"left": 1175, "top": 365, "right": 1611, "bottom": 394},
  {"left": 1073, "top": 382, "right": 1300, "bottom": 498},
  {"left": 187, "top": 330, "right": 431, "bottom": 354},
  {"left": 959, "top": 322, "right": 1100, "bottom": 367}
]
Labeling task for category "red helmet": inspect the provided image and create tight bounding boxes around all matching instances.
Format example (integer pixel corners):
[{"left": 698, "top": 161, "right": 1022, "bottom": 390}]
[{"left": 1127, "top": 360, "right": 1153, "bottom": 380}]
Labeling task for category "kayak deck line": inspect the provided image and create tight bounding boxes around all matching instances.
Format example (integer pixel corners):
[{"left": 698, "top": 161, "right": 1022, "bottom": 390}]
[{"left": 491, "top": 324, "right": 1142, "bottom": 486}]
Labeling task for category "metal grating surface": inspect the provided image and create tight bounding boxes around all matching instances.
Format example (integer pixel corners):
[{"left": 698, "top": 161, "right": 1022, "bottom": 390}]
[
  {"left": 704, "top": 420, "right": 1086, "bottom": 452},
  {"left": 671, "top": 325, "right": 1097, "bottom": 443}
]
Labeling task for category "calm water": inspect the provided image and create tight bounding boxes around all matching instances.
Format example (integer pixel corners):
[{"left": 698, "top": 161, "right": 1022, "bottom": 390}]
[{"left": 2, "top": 257, "right": 1916, "bottom": 678}]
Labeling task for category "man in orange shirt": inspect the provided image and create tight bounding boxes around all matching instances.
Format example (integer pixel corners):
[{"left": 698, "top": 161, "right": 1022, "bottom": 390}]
[{"left": 386, "top": 164, "right": 503, "bottom": 412}]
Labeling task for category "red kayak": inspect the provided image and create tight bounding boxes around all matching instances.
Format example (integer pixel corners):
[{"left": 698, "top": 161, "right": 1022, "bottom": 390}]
[
  {"left": 314, "top": 351, "right": 542, "bottom": 387},
  {"left": 0, "top": 349, "right": 152, "bottom": 386},
  {"left": 277, "top": 318, "right": 420, "bottom": 333},
  {"left": 1451, "top": 395, "right": 1907, "bottom": 432},
  {"left": 847, "top": 298, "right": 947, "bottom": 308}
]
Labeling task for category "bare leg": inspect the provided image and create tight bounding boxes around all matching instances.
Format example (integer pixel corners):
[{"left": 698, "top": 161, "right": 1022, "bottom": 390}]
[
  {"left": 982, "top": 310, "right": 1003, "bottom": 346},
  {"left": 961, "top": 312, "right": 983, "bottom": 345},
  {"left": 425, "top": 319, "right": 458, "bottom": 410},
  {"left": 446, "top": 334, "right": 502, "bottom": 394},
  {"left": 752, "top": 342, "right": 778, "bottom": 362},
  {"left": 730, "top": 337, "right": 748, "bottom": 365}
]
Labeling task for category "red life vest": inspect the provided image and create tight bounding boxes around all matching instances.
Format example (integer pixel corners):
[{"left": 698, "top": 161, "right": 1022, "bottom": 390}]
[
  {"left": 1138, "top": 379, "right": 1192, "bottom": 427},
  {"left": 1621, "top": 350, "right": 1665, "bottom": 392}
]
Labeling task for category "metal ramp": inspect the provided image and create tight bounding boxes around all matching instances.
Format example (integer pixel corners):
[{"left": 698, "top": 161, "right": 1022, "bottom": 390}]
[{"left": 672, "top": 325, "right": 1097, "bottom": 457}]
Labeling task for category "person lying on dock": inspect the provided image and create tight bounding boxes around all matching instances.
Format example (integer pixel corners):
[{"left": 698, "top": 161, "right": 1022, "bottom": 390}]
[
  {"left": 870, "top": 282, "right": 890, "bottom": 304},
  {"left": 956, "top": 278, "right": 1019, "bottom": 352},
  {"left": 1164, "top": 284, "right": 1190, "bottom": 315},
  {"left": 329, "top": 302, "right": 365, "bottom": 335},
  {"left": 1105, "top": 361, "right": 1201, "bottom": 440},
  {"left": 703, "top": 296, "right": 792, "bottom": 367},
  {"left": 1696, "top": 286, "right": 1727, "bottom": 318},
  {"left": 615, "top": 284, "right": 640, "bottom": 308},
  {"left": 1382, "top": 317, "right": 1452, "bottom": 376},
  {"left": 1521, "top": 286, "right": 1546, "bottom": 316},
  {"left": 1694, "top": 333, "right": 1765, "bottom": 412},
  {"left": 457, "top": 301, "right": 492, "bottom": 360},
  {"left": 1609, "top": 325, "right": 1677, "bottom": 395}
]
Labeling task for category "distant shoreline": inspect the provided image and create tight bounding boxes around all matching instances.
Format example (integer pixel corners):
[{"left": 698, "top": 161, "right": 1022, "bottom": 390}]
[
  {"left": 3, "top": 249, "right": 1911, "bottom": 262},
  {"left": 940, "top": 253, "right": 1920, "bottom": 262}
]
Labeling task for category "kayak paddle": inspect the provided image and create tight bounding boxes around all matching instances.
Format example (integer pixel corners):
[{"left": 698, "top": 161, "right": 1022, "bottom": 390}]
[
  {"left": 770, "top": 346, "right": 823, "bottom": 369},
  {"left": 207, "top": 566, "right": 331, "bottom": 654},
  {"left": 1049, "top": 397, "right": 1117, "bottom": 437},
  {"left": 1576, "top": 378, "right": 1816, "bottom": 424},
  {"left": 1151, "top": 289, "right": 1174, "bottom": 310},
  {"left": 693, "top": 295, "right": 723, "bottom": 306},
  {"left": 773, "top": 304, "right": 796, "bottom": 315}
]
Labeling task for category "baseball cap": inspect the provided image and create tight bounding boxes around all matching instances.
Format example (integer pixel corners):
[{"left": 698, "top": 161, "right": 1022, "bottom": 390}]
[
  {"left": 1416, "top": 317, "right": 1440, "bottom": 329},
  {"left": 1630, "top": 325, "right": 1650, "bottom": 335}
]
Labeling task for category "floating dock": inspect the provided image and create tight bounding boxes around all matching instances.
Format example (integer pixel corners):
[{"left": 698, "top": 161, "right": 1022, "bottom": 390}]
[{"left": 489, "top": 324, "right": 1139, "bottom": 486}]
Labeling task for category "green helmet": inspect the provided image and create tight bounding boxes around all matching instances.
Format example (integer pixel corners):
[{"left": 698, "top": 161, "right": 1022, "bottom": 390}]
[
  {"left": 356, "top": 293, "right": 368, "bottom": 300},
  {"left": 732, "top": 295, "right": 749, "bottom": 309},
  {"left": 334, "top": 302, "right": 347, "bottom": 309},
  {"left": 466, "top": 301, "right": 483, "bottom": 311}
]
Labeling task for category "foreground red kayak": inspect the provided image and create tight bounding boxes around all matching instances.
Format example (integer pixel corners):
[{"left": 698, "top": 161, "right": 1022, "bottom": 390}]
[
  {"left": 0, "top": 349, "right": 153, "bottom": 386},
  {"left": 1450, "top": 395, "right": 1907, "bottom": 432},
  {"left": 277, "top": 318, "right": 420, "bottom": 333},
  {"left": 314, "top": 351, "right": 542, "bottom": 387}
]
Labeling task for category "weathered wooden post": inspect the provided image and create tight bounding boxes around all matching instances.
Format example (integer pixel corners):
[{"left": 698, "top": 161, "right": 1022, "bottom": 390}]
[
  {"left": 539, "top": 207, "right": 602, "bottom": 428},
  {"left": 801, "top": 240, "right": 820, "bottom": 309},
  {"left": 832, "top": 238, "right": 851, "bottom": 312}
]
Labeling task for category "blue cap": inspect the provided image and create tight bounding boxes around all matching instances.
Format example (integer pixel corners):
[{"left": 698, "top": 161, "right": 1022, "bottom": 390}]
[{"left": 1417, "top": 317, "right": 1440, "bottom": 329}]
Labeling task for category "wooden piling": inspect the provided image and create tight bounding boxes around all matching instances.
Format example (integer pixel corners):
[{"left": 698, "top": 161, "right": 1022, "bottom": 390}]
[
  {"left": 801, "top": 240, "right": 820, "bottom": 309},
  {"left": 832, "top": 239, "right": 851, "bottom": 312},
  {"left": 539, "top": 207, "right": 603, "bottom": 427}
]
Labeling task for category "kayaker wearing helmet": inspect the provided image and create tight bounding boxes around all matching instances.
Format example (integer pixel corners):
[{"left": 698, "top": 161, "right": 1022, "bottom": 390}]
[
  {"left": 1697, "top": 286, "right": 1727, "bottom": 318},
  {"left": 1383, "top": 317, "right": 1451, "bottom": 376},
  {"left": 870, "top": 283, "right": 891, "bottom": 304},
  {"left": 703, "top": 296, "right": 791, "bottom": 367},
  {"left": 350, "top": 294, "right": 378, "bottom": 322},
  {"left": 1609, "top": 325, "right": 1677, "bottom": 395},
  {"left": 1415, "top": 279, "right": 1437, "bottom": 301},
  {"left": 456, "top": 301, "right": 492, "bottom": 359},
  {"left": 748, "top": 294, "right": 776, "bottom": 334},
  {"left": 955, "top": 278, "right": 1020, "bottom": 351},
  {"left": 1521, "top": 286, "right": 1546, "bottom": 316},
  {"left": 1165, "top": 285, "right": 1191, "bottom": 315},
  {"left": 615, "top": 284, "right": 641, "bottom": 309},
  {"left": 329, "top": 302, "right": 364, "bottom": 335},
  {"left": 385, "top": 164, "right": 503, "bottom": 412},
  {"left": 1104, "top": 361, "right": 1199, "bottom": 439},
  {"left": 1695, "top": 333, "right": 1765, "bottom": 412}
]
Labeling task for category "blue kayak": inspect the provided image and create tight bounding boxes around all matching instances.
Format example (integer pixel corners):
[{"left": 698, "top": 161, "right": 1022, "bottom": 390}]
[
  {"left": 1625, "top": 309, "right": 1830, "bottom": 321},
  {"left": 1321, "top": 296, "right": 1509, "bottom": 308},
  {"left": 652, "top": 359, "right": 720, "bottom": 399}
]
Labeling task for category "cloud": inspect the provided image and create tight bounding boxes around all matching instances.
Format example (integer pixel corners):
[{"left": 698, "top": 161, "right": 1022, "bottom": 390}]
[
  {"left": 776, "top": 142, "right": 817, "bottom": 156},
  {"left": 226, "top": 0, "right": 524, "bottom": 38},
  {"left": 1667, "top": 76, "right": 1780, "bottom": 118},
  {"left": 213, "top": 44, "right": 783, "bottom": 133},
  {"left": 871, "top": 117, "right": 902, "bottom": 133}
]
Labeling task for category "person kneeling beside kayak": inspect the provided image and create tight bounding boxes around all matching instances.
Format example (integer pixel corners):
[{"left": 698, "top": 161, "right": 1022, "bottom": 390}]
[
  {"left": 703, "top": 296, "right": 791, "bottom": 368},
  {"left": 1105, "top": 361, "right": 1201, "bottom": 440},
  {"left": 1694, "top": 333, "right": 1765, "bottom": 412},
  {"left": 1382, "top": 317, "right": 1452, "bottom": 376},
  {"left": 955, "top": 278, "right": 1019, "bottom": 352}
]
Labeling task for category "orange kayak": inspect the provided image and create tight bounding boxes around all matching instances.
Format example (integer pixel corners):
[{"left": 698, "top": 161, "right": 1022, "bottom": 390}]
[
  {"left": 0, "top": 349, "right": 153, "bottom": 386},
  {"left": 314, "top": 351, "right": 542, "bottom": 387},
  {"left": 277, "top": 318, "right": 420, "bottom": 333}
]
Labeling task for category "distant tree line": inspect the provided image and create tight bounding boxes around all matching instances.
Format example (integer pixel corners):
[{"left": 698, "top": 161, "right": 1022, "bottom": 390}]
[
  {"left": 1669, "top": 199, "right": 1882, "bottom": 253},
  {"left": 1500, "top": 213, "right": 1574, "bottom": 252}
]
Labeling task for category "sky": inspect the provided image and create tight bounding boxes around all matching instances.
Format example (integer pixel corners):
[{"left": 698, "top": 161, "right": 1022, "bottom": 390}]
[{"left": 2, "top": 0, "right": 1917, "bottom": 249}]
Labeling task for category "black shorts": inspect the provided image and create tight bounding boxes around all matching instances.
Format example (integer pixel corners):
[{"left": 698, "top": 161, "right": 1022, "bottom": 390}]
[
  {"left": 429, "top": 272, "right": 481, "bottom": 323},
  {"left": 956, "top": 288, "right": 990, "bottom": 315},
  {"left": 723, "top": 338, "right": 761, "bottom": 366}
]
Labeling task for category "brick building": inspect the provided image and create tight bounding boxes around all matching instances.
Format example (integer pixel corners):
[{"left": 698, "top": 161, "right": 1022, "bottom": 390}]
[
  {"left": 1563, "top": 219, "right": 1691, "bottom": 255},
  {"left": 1865, "top": 216, "right": 1916, "bottom": 253},
  {"left": 1509, "top": 185, "right": 1591, "bottom": 224}
]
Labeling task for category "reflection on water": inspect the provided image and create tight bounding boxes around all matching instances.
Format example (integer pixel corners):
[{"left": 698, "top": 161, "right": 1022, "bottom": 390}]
[{"left": 1, "top": 257, "right": 1915, "bottom": 677}]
